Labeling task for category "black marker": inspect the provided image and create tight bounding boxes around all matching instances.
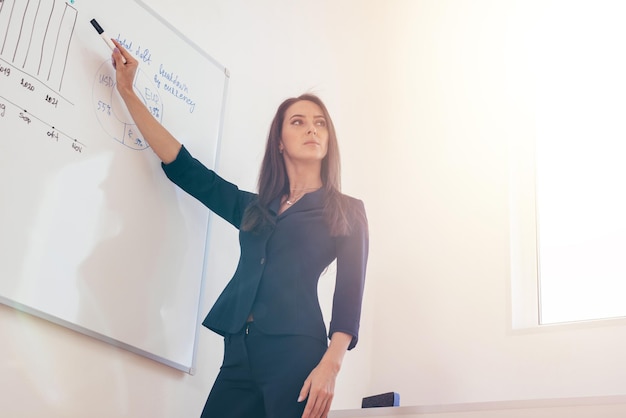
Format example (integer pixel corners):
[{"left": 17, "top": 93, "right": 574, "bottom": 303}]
[{"left": 90, "top": 19, "right": 127, "bottom": 64}]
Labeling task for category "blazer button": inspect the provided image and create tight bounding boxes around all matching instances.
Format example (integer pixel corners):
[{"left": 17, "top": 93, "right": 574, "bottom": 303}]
[{"left": 260, "top": 257, "right": 265, "bottom": 265}]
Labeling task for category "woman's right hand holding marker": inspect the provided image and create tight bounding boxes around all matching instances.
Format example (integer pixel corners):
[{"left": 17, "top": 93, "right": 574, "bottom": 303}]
[{"left": 110, "top": 38, "right": 138, "bottom": 99}]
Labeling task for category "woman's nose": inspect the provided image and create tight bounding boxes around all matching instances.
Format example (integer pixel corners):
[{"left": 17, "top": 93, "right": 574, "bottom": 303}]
[{"left": 307, "top": 124, "right": 317, "bottom": 135}]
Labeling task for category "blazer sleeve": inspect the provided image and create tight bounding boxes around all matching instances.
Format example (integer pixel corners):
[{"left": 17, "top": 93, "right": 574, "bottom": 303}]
[
  {"left": 161, "top": 145, "right": 256, "bottom": 229},
  {"left": 328, "top": 198, "right": 369, "bottom": 350}
]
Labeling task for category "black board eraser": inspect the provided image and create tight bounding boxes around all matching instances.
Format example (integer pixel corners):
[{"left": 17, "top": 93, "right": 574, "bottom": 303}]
[{"left": 361, "top": 392, "right": 400, "bottom": 408}]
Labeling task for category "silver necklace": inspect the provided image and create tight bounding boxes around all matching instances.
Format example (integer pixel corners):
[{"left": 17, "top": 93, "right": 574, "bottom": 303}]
[
  {"left": 285, "top": 193, "right": 304, "bottom": 205},
  {"left": 285, "top": 187, "right": 320, "bottom": 205}
]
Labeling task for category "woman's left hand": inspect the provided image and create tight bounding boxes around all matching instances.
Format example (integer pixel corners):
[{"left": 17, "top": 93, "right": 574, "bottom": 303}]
[
  {"left": 298, "top": 331, "right": 353, "bottom": 418},
  {"left": 298, "top": 359, "right": 338, "bottom": 418}
]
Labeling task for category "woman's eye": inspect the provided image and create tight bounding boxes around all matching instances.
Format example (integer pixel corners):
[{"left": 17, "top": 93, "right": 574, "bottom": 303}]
[
  {"left": 316, "top": 120, "right": 327, "bottom": 127},
  {"left": 291, "top": 119, "right": 303, "bottom": 125}
]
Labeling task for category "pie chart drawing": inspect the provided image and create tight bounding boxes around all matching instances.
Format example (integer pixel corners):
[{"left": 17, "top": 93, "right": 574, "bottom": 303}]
[{"left": 93, "top": 60, "right": 163, "bottom": 150}]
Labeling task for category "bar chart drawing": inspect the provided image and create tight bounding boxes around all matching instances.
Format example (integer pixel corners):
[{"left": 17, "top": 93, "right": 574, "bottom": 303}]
[{"left": 0, "top": 0, "right": 77, "bottom": 91}]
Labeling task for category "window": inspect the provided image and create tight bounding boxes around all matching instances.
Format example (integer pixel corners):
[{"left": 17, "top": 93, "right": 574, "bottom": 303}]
[{"left": 510, "top": 2, "right": 626, "bottom": 327}]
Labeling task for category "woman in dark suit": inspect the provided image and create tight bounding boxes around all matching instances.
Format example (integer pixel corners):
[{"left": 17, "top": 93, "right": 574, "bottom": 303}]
[{"left": 111, "top": 39, "right": 368, "bottom": 418}]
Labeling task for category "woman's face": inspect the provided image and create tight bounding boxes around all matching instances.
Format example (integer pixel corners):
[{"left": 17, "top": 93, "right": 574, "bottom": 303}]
[{"left": 279, "top": 100, "right": 329, "bottom": 164}]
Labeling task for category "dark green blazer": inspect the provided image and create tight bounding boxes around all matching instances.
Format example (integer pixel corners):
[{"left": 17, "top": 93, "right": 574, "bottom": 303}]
[{"left": 163, "top": 146, "right": 368, "bottom": 349}]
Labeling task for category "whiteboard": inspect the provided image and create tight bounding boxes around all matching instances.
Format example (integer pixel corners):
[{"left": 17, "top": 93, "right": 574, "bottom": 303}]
[{"left": 0, "top": 0, "right": 228, "bottom": 373}]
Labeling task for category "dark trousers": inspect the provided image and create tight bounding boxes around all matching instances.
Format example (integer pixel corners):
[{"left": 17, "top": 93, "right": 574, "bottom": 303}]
[{"left": 200, "top": 322, "right": 328, "bottom": 418}]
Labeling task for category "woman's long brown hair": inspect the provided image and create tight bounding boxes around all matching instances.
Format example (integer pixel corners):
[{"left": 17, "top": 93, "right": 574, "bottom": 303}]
[{"left": 241, "top": 94, "right": 352, "bottom": 236}]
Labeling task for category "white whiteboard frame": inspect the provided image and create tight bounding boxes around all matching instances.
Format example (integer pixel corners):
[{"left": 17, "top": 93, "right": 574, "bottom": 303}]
[{"left": 0, "top": 0, "right": 230, "bottom": 374}]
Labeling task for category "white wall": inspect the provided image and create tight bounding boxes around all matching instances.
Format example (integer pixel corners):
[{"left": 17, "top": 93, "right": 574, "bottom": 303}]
[
  {"left": 2, "top": 1, "right": 626, "bottom": 417},
  {"left": 362, "top": 0, "right": 626, "bottom": 407}
]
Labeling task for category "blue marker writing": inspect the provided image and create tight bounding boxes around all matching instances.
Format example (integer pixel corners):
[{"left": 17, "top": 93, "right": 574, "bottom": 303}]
[{"left": 90, "top": 19, "right": 127, "bottom": 64}]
